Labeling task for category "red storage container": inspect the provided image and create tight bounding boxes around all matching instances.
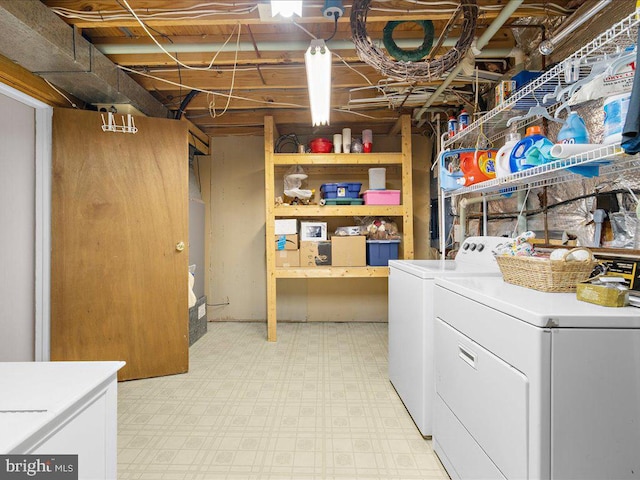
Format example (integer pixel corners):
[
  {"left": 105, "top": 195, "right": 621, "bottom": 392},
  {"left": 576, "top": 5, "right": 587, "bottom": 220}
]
[{"left": 309, "top": 138, "right": 333, "bottom": 153}]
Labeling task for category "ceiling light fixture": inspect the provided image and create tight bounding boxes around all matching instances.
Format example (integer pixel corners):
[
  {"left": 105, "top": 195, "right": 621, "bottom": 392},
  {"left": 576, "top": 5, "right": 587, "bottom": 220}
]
[
  {"left": 305, "top": 39, "right": 332, "bottom": 126},
  {"left": 271, "top": 1, "right": 303, "bottom": 18}
]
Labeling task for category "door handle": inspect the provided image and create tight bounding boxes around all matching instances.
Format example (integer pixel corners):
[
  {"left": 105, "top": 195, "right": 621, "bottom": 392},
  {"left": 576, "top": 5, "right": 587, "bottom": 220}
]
[
  {"left": 175, "top": 241, "right": 185, "bottom": 252},
  {"left": 458, "top": 344, "right": 476, "bottom": 369}
]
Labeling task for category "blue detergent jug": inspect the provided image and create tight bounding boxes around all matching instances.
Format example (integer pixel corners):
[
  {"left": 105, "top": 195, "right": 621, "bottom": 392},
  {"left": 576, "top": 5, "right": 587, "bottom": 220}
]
[{"left": 509, "top": 126, "right": 554, "bottom": 172}]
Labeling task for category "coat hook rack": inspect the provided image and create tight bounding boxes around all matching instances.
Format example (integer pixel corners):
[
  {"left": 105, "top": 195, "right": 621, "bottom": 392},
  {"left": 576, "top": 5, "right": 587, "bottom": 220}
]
[{"left": 101, "top": 112, "right": 138, "bottom": 134}]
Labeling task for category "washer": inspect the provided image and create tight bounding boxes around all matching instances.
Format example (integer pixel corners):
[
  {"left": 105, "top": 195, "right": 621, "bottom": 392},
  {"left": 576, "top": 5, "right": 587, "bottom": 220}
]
[
  {"left": 388, "top": 236, "right": 508, "bottom": 437},
  {"left": 433, "top": 276, "right": 640, "bottom": 480}
]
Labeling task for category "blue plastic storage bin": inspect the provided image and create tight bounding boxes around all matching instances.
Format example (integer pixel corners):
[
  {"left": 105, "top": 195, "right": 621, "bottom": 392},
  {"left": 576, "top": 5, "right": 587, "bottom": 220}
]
[
  {"left": 320, "top": 182, "right": 362, "bottom": 199},
  {"left": 366, "top": 239, "right": 401, "bottom": 266}
]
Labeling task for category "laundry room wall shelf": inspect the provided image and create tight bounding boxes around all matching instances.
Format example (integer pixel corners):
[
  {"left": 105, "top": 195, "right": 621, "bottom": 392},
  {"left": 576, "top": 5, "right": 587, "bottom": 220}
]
[
  {"left": 264, "top": 115, "right": 414, "bottom": 341},
  {"left": 437, "top": 8, "right": 640, "bottom": 253}
]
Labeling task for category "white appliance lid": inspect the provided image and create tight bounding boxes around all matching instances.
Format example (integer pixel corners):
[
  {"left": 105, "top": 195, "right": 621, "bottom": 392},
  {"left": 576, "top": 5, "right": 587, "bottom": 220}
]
[
  {"left": 435, "top": 276, "right": 640, "bottom": 328},
  {"left": 388, "top": 236, "right": 508, "bottom": 278},
  {"left": 389, "top": 259, "right": 502, "bottom": 279}
]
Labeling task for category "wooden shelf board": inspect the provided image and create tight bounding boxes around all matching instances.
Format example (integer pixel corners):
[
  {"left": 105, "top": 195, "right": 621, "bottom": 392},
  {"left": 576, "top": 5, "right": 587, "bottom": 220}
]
[
  {"left": 273, "top": 153, "right": 402, "bottom": 165},
  {"left": 275, "top": 266, "right": 389, "bottom": 278},
  {"left": 274, "top": 205, "right": 405, "bottom": 217}
]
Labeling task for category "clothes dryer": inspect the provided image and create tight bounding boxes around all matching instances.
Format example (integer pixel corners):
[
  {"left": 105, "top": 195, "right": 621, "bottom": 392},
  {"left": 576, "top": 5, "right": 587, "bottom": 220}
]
[
  {"left": 388, "top": 236, "right": 508, "bottom": 436},
  {"left": 433, "top": 276, "right": 640, "bottom": 479}
]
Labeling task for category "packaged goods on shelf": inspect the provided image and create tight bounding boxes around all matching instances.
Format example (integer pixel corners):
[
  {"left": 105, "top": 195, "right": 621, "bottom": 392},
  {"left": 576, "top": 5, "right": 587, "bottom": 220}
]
[
  {"left": 300, "top": 221, "right": 327, "bottom": 241},
  {"left": 300, "top": 241, "right": 332, "bottom": 266},
  {"left": 275, "top": 249, "right": 300, "bottom": 267},
  {"left": 275, "top": 234, "right": 298, "bottom": 251},
  {"left": 495, "top": 80, "right": 516, "bottom": 105},
  {"left": 275, "top": 219, "right": 298, "bottom": 235},
  {"left": 509, "top": 126, "right": 553, "bottom": 172},
  {"left": 332, "top": 236, "right": 366, "bottom": 267},
  {"left": 366, "top": 239, "right": 401, "bottom": 266},
  {"left": 458, "top": 150, "right": 497, "bottom": 186},
  {"left": 360, "top": 217, "right": 401, "bottom": 240},
  {"left": 439, "top": 149, "right": 466, "bottom": 191}
]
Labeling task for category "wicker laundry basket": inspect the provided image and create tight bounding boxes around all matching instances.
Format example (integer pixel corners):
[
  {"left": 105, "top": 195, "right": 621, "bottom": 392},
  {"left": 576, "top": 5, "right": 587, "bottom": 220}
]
[{"left": 495, "top": 247, "right": 597, "bottom": 293}]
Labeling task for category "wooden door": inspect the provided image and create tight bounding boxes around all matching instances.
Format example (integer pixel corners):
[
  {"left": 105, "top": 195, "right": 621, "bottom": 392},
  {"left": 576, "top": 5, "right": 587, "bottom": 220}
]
[{"left": 51, "top": 108, "right": 189, "bottom": 381}]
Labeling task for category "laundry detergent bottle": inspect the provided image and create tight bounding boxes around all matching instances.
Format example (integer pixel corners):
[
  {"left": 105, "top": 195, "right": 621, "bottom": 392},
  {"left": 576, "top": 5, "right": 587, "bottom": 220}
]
[
  {"left": 495, "top": 132, "right": 521, "bottom": 178},
  {"left": 556, "top": 112, "right": 589, "bottom": 144},
  {"left": 509, "top": 125, "right": 553, "bottom": 172},
  {"left": 456, "top": 150, "right": 497, "bottom": 186}
]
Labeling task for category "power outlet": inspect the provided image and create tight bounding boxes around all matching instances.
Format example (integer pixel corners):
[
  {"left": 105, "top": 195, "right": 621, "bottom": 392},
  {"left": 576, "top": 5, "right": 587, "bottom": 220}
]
[{"left": 198, "top": 303, "right": 206, "bottom": 319}]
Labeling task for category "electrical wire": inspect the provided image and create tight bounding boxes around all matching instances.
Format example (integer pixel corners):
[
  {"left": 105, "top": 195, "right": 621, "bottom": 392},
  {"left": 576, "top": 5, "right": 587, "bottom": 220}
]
[
  {"left": 118, "top": 65, "right": 306, "bottom": 108},
  {"left": 207, "top": 23, "right": 242, "bottom": 118},
  {"left": 119, "top": 0, "right": 241, "bottom": 72},
  {"left": 44, "top": 79, "right": 78, "bottom": 108}
]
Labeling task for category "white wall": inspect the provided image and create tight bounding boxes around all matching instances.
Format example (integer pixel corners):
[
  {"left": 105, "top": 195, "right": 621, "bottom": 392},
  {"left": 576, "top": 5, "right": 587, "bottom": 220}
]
[
  {"left": 209, "top": 134, "right": 432, "bottom": 322},
  {"left": 0, "top": 93, "right": 35, "bottom": 360}
]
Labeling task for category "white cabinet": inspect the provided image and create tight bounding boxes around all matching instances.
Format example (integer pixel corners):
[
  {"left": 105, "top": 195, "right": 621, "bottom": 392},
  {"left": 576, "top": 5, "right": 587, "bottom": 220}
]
[{"left": 0, "top": 361, "right": 124, "bottom": 480}]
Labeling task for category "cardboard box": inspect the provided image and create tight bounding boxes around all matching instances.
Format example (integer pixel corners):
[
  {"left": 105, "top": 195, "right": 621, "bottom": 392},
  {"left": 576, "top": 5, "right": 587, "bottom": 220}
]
[
  {"left": 331, "top": 235, "right": 366, "bottom": 267},
  {"left": 275, "top": 234, "right": 298, "bottom": 251},
  {"left": 495, "top": 80, "right": 516, "bottom": 105},
  {"left": 275, "top": 249, "right": 300, "bottom": 267},
  {"left": 300, "top": 241, "right": 332, "bottom": 266},
  {"left": 300, "top": 221, "right": 328, "bottom": 242},
  {"left": 576, "top": 282, "right": 629, "bottom": 307},
  {"left": 275, "top": 219, "right": 297, "bottom": 235}
]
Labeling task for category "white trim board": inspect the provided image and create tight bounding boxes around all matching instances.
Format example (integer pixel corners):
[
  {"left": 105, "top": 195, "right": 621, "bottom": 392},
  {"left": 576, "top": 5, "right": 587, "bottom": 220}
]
[{"left": 0, "top": 82, "right": 53, "bottom": 362}]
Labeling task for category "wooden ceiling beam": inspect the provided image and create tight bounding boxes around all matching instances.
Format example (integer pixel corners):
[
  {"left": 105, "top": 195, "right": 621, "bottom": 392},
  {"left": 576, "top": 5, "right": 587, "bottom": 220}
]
[
  {"left": 192, "top": 108, "right": 403, "bottom": 127},
  {"left": 43, "top": 10, "right": 568, "bottom": 30},
  {"left": 129, "top": 65, "right": 471, "bottom": 91},
  {"left": 160, "top": 87, "right": 461, "bottom": 113}
]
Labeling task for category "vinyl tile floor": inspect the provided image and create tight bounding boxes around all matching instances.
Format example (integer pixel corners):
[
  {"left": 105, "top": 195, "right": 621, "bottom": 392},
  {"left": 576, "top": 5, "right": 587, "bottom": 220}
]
[{"left": 117, "top": 322, "right": 450, "bottom": 480}]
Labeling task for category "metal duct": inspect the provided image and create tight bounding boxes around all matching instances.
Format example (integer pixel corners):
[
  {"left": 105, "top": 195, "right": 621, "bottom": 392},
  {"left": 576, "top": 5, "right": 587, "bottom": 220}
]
[{"left": 0, "top": 1, "right": 167, "bottom": 118}]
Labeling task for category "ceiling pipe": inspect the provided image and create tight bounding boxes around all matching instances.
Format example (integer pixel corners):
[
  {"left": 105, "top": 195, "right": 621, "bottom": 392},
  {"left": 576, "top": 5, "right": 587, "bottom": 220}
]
[
  {"left": 414, "top": 0, "right": 524, "bottom": 127},
  {"left": 96, "top": 38, "right": 461, "bottom": 55},
  {"left": 539, "top": 0, "right": 612, "bottom": 55}
]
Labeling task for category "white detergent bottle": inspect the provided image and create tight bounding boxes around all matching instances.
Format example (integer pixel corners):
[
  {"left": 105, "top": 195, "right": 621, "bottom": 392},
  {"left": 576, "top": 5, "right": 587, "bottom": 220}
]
[{"left": 495, "top": 132, "right": 521, "bottom": 178}]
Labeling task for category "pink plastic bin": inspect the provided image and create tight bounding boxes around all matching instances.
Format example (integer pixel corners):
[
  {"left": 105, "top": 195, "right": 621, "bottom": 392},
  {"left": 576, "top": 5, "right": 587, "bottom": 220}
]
[{"left": 362, "top": 189, "right": 400, "bottom": 205}]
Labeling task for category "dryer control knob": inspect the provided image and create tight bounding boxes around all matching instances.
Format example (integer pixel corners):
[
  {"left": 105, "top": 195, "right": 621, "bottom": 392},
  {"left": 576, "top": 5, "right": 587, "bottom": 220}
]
[
  {"left": 469, "top": 243, "right": 477, "bottom": 251},
  {"left": 476, "top": 243, "right": 485, "bottom": 252},
  {"left": 462, "top": 243, "right": 470, "bottom": 250}
]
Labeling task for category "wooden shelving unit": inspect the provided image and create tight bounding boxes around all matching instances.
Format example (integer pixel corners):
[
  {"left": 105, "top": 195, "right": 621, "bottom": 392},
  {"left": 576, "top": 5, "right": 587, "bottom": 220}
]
[{"left": 264, "top": 115, "right": 414, "bottom": 341}]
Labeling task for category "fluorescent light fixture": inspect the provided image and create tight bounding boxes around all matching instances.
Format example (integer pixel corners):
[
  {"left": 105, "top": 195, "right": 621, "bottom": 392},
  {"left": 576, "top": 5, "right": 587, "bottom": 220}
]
[
  {"left": 271, "top": 1, "right": 302, "bottom": 18},
  {"left": 305, "top": 39, "right": 332, "bottom": 126}
]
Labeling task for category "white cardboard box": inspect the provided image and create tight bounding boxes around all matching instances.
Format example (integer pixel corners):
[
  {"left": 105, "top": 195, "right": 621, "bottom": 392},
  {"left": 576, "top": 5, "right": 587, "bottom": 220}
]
[{"left": 275, "top": 219, "right": 298, "bottom": 235}]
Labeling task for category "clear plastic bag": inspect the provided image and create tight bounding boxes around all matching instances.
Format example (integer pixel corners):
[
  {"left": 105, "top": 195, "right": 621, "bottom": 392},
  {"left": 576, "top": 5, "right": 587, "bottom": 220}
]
[
  {"left": 283, "top": 165, "right": 312, "bottom": 200},
  {"left": 357, "top": 217, "right": 401, "bottom": 240}
]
